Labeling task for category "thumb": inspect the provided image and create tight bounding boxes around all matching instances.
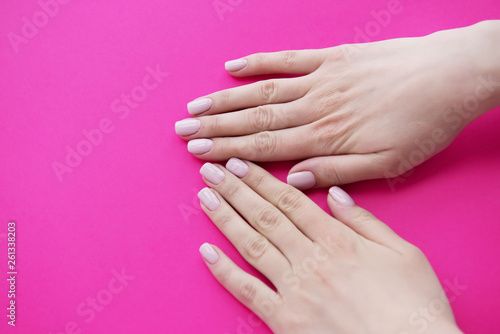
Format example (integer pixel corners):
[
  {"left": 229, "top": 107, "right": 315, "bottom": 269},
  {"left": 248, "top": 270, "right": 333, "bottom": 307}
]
[
  {"left": 326, "top": 186, "right": 410, "bottom": 253},
  {"left": 287, "top": 154, "right": 390, "bottom": 190}
]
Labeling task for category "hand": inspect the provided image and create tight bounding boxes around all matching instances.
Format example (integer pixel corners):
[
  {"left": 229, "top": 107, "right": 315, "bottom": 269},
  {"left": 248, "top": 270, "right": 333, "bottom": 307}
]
[
  {"left": 196, "top": 158, "right": 461, "bottom": 334},
  {"left": 177, "top": 21, "right": 500, "bottom": 189}
]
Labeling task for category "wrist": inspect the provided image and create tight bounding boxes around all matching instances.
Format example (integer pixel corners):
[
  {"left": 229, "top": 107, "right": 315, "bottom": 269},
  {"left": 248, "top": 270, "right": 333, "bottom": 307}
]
[
  {"left": 465, "top": 20, "right": 500, "bottom": 115},
  {"left": 421, "top": 21, "right": 500, "bottom": 131},
  {"left": 427, "top": 320, "right": 463, "bottom": 334}
]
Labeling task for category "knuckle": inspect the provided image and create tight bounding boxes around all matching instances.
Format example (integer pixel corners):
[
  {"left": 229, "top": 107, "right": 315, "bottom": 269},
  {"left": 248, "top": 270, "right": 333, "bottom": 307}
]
[
  {"left": 224, "top": 182, "right": 240, "bottom": 197},
  {"left": 249, "top": 106, "right": 274, "bottom": 131},
  {"left": 215, "top": 212, "right": 233, "bottom": 229},
  {"left": 213, "top": 264, "right": 232, "bottom": 286},
  {"left": 244, "top": 235, "right": 268, "bottom": 260},
  {"left": 223, "top": 136, "right": 240, "bottom": 159},
  {"left": 208, "top": 115, "right": 221, "bottom": 134},
  {"left": 322, "top": 162, "right": 343, "bottom": 185},
  {"left": 279, "top": 312, "right": 308, "bottom": 332},
  {"left": 238, "top": 281, "right": 258, "bottom": 303},
  {"left": 253, "top": 131, "right": 277, "bottom": 157},
  {"left": 253, "top": 53, "right": 266, "bottom": 69},
  {"left": 352, "top": 210, "right": 376, "bottom": 225},
  {"left": 318, "top": 230, "right": 358, "bottom": 255},
  {"left": 259, "top": 80, "right": 279, "bottom": 103},
  {"left": 316, "top": 92, "right": 349, "bottom": 117},
  {"left": 281, "top": 51, "right": 297, "bottom": 68},
  {"left": 385, "top": 153, "right": 410, "bottom": 176},
  {"left": 327, "top": 46, "right": 349, "bottom": 63},
  {"left": 251, "top": 172, "right": 267, "bottom": 189},
  {"left": 386, "top": 157, "right": 403, "bottom": 174},
  {"left": 217, "top": 89, "right": 231, "bottom": 108},
  {"left": 277, "top": 188, "right": 304, "bottom": 213},
  {"left": 311, "top": 116, "right": 353, "bottom": 154},
  {"left": 255, "top": 208, "right": 281, "bottom": 232}
]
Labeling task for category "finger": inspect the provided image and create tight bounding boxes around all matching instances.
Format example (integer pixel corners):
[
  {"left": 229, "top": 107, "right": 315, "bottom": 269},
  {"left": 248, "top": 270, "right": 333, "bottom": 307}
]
[
  {"left": 200, "top": 163, "right": 313, "bottom": 262},
  {"left": 177, "top": 99, "right": 313, "bottom": 139},
  {"left": 326, "top": 186, "right": 409, "bottom": 253},
  {"left": 198, "top": 187, "right": 291, "bottom": 283},
  {"left": 188, "top": 126, "right": 322, "bottom": 161},
  {"left": 225, "top": 158, "right": 352, "bottom": 243},
  {"left": 188, "top": 77, "right": 310, "bottom": 116},
  {"left": 199, "top": 243, "right": 282, "bottom": 322},
  {"left": 225, "top": 49, "right": 328, "bottom": 76},
  {"left": 287, "top": 153, "right": 392, "bottom": 189}
]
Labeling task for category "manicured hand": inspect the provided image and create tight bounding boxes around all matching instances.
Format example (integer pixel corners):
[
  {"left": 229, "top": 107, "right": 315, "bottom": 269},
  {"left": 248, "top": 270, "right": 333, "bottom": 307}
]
[
  {"left": 197, "top": 158, "right": 462, "bottom": 334},
  {"left": 177, "top": 21, "right": 500, "bottom": 189}
]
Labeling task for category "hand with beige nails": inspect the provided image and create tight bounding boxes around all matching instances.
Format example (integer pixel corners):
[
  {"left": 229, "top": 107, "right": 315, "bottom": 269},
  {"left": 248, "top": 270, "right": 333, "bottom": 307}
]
[
  {"left": 197, "top": 158, "right": 462, "bottom": 334},
  {"left": 176, "top": 21, "right": 500, "bottom": 189}
]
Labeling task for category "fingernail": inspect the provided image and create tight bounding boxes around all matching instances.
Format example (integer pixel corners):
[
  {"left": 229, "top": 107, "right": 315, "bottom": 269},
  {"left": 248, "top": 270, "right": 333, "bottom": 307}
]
[
  {"left": 188, "top": 139, "right": 213, "bottom": 154},
  {"left": 175, "top": 119, "right": 201, "bottom": 136},
  {"left": 329, "top": 186, "right": 355, "bottom": 206},
  {"left": 199, "top": 243, "right": 219, "bottom": 265},
  {"left": 200, "top": 163, "right": 225, "bottom": 185},
  {"left": 225, "top": 58, "right": 248, "bottom": 71},
  {"left": 226, "top": 158, "right": 249, "bottom": 178},
  {"left": 287, "top": 171, "right": 316, "bottom": 190},
  {"left": 198, "top": 187, "right": 221, "bottom": 211},
  {"left": 187, "top": 98, "right": 212, "bottom": 115}
]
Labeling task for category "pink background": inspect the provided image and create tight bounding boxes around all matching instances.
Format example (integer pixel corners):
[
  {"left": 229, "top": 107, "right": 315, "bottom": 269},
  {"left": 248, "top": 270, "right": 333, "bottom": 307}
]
[{"left": 1, "top": 0, "right": 499, "bottom": 333}]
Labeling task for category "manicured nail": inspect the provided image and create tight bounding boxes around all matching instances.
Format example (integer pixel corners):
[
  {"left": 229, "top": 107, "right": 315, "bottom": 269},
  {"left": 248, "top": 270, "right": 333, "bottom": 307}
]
[
  {"left": 226, "top": 158, "right": 249, "bottom": 178},
  {"left": 188, "top": 139, "right": 213, "bottom": 154},
  {"left": 198, "top": 187, "right": 220, "bottom": 211},
  {"left": 329, "top": 186, "right": 355, "bottom": 206},
  {"left": 187, "top": 98, "right": 212, "bottom": 115},
  {"left": 199, "top": 243, "right": 219, "bottom": 265},
  {"left": 200, "top": 163, "right": 225, "bottom": 185},
  {"left": 225, "top": 58, "right": 248, "bottom": 71},
  {"left": 287, "top": 171, "right": 316, "bottom": 190},
  {"left": 175, "top": 119, "right": 201, "bottom": 136}
]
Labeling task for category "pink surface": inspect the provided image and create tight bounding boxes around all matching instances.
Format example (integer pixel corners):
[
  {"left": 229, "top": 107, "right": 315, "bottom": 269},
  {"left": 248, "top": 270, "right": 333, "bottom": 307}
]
[{"left": 1, "top": 0, "right": 499, "bottom": 333}]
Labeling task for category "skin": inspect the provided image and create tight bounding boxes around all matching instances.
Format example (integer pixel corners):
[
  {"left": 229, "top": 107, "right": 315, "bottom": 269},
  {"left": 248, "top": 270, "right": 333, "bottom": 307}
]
[
  {"left": 188, "top": 21, "right": 499, "bottom": 332},
  {"left": 198, "top": 159, "right": 462, "bottom": 334},
  {"left": 179, "top": 20, "right": 500, "bottom": 189}
]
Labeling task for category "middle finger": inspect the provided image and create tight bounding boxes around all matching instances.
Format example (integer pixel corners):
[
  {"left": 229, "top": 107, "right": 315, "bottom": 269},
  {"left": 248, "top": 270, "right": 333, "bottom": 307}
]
[{"left": 177, "top": 98, "right": 313, "bottom": 139}]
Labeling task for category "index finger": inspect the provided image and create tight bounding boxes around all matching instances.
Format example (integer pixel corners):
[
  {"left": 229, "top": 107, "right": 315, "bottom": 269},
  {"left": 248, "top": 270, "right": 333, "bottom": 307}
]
[{"left": 224, "top": 49, "right": 328, "bottom": 76}]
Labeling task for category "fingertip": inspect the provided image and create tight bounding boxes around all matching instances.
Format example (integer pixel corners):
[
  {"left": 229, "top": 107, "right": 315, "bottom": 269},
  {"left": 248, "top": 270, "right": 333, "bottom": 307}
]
[
  {"left": 187, "top": 98, "right": 213, "bottom": 115},
  {"left": 226, "top": 157, "right": 250, "bottom": 178},
  {"left": 199, "top": 242, "right": 220, "bottom": 265},
  {"left": 328, "top": 186, "right": 355, "bottom": 207},
  {"left": 225, "top": 58, "right": 248, "bottom": 72},
  {"left": 287, "top": 171, "right": 316, "bottom": 190},
  {"left": 187, "top": 139, "right": 213, "bottom": 155}
]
